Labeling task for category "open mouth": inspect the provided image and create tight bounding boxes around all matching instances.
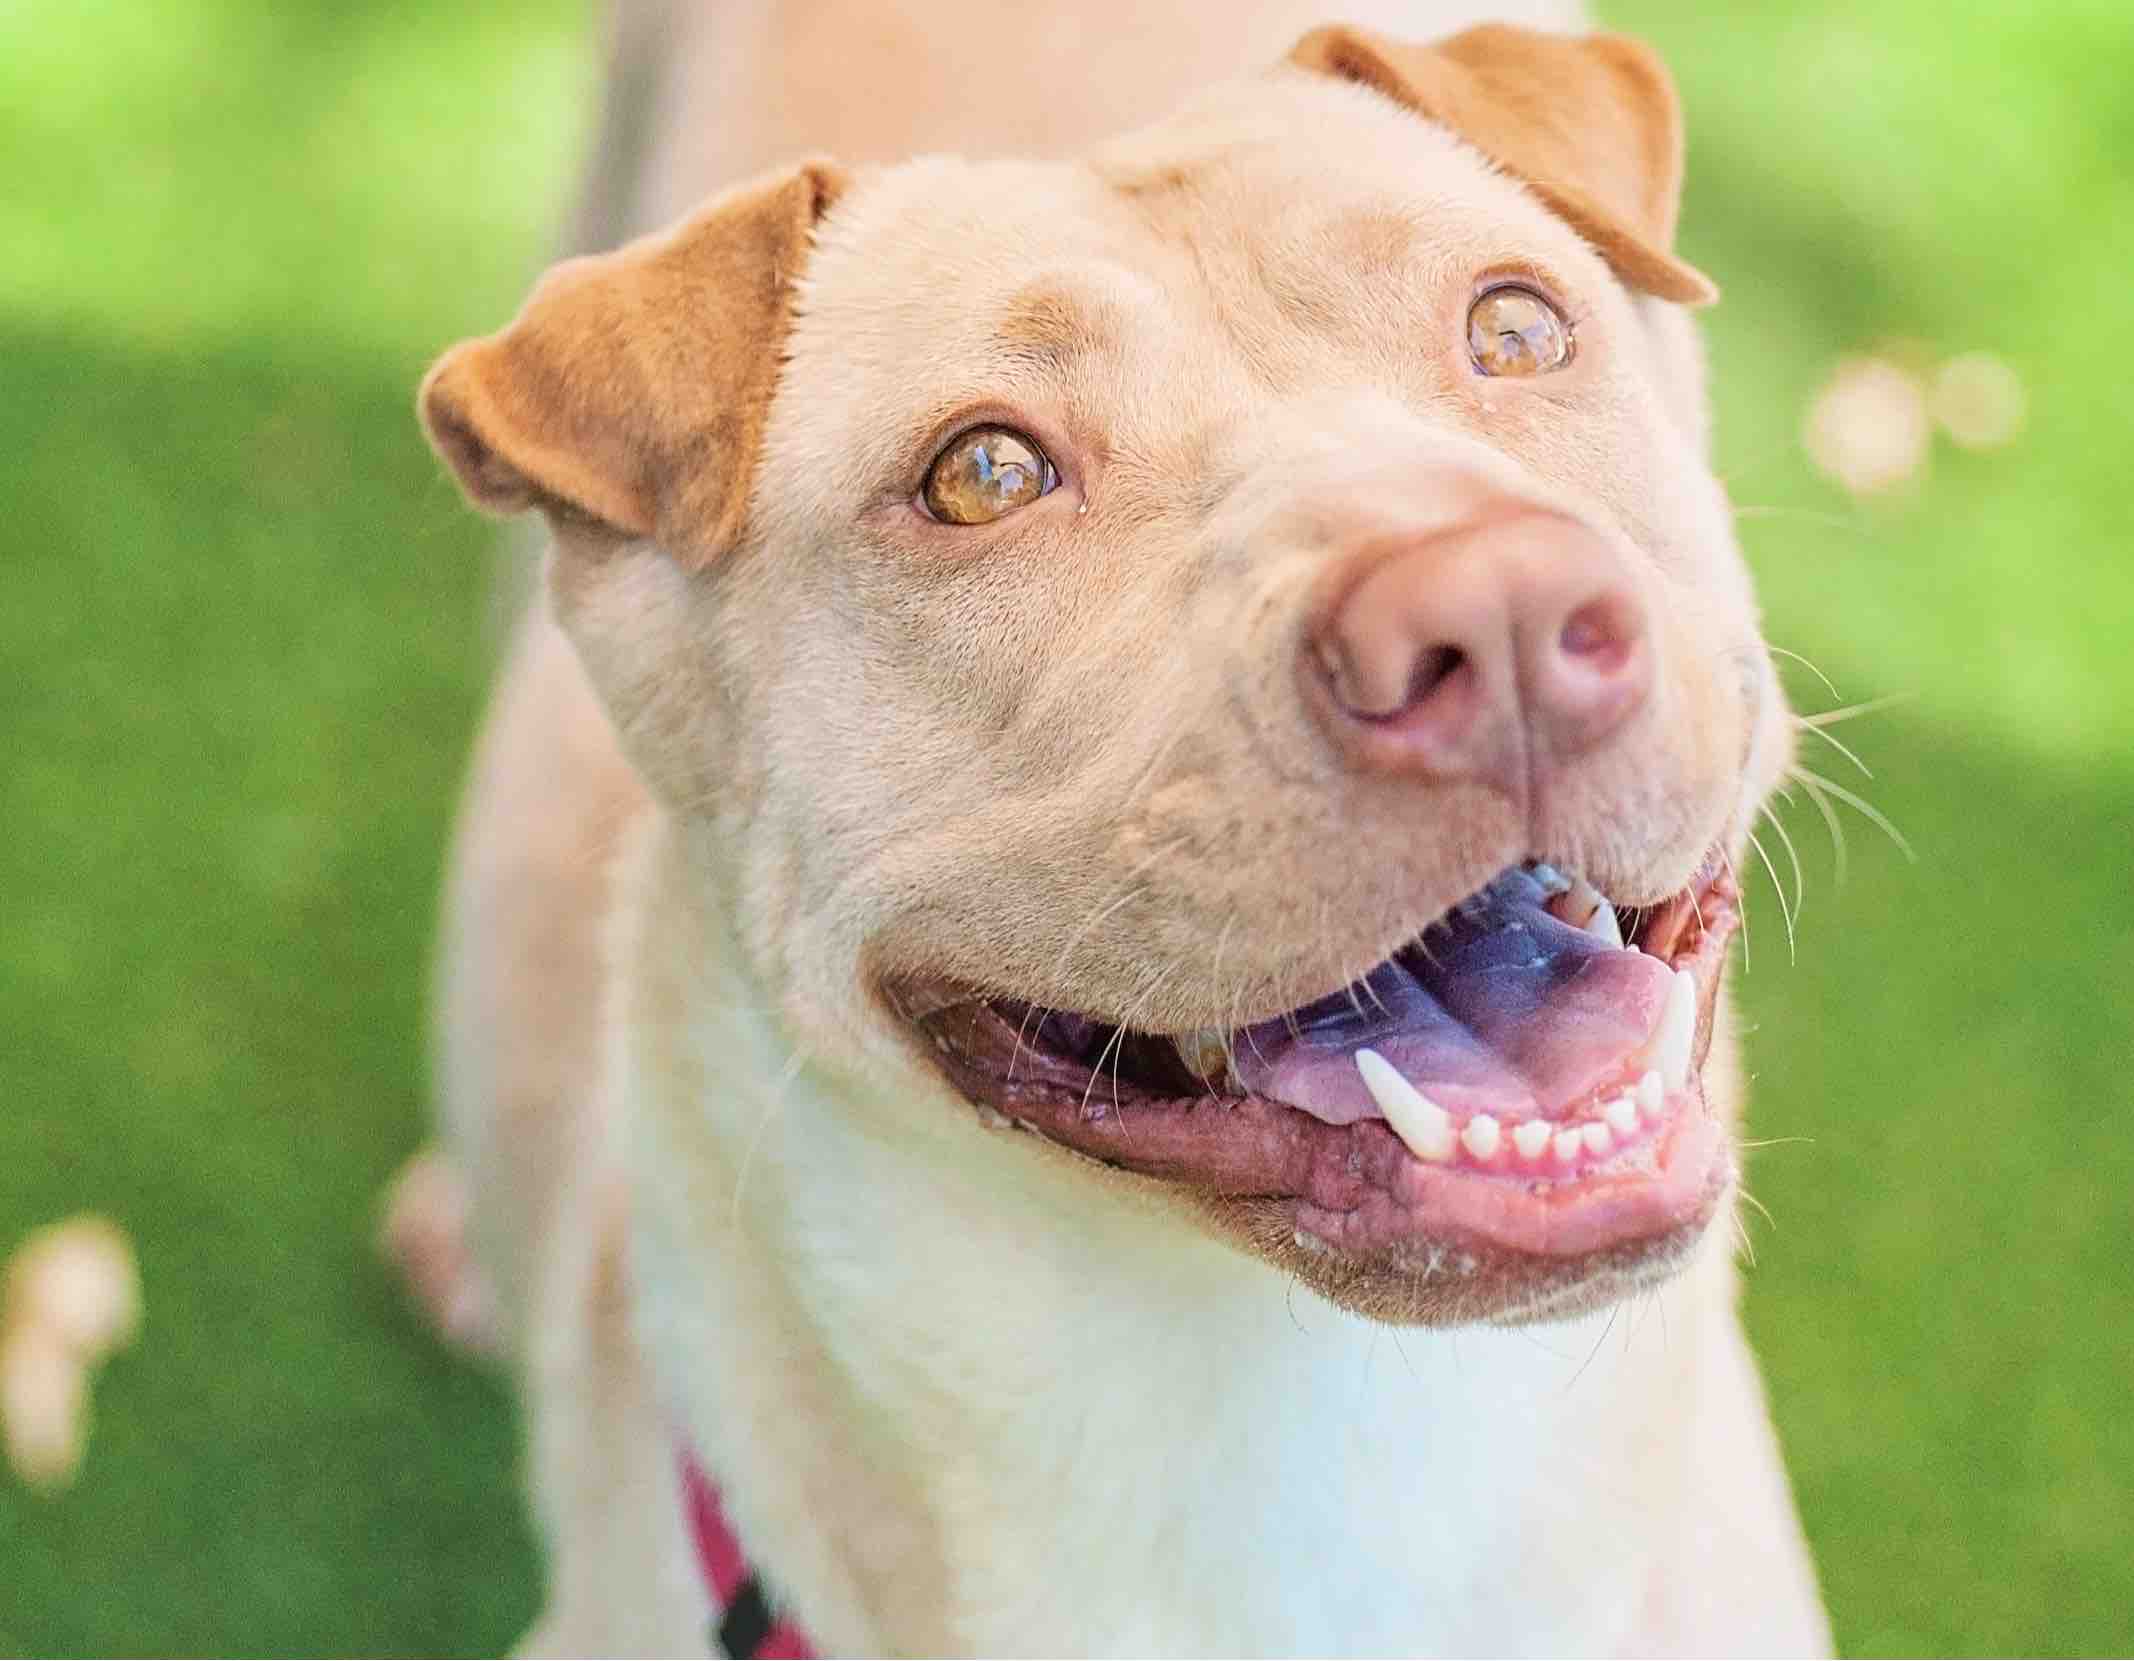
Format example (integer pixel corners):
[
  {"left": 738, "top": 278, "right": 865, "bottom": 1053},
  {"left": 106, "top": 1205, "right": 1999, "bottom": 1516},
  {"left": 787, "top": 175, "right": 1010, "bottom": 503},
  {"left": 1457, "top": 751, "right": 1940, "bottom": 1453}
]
[{"left": 900, "top": 856, "right": 1739, "bottom": 1271}]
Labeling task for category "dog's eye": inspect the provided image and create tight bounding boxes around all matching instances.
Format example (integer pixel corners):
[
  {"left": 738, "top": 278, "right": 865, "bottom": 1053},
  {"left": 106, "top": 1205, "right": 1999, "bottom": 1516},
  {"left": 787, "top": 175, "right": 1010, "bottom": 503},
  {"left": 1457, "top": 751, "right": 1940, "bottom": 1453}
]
[
  {"left": 1467, "top": 285, "right": 1574, "bottom": 377},
  {"left": 921, "top": 427, "right": 1057, "bottom": 524}
]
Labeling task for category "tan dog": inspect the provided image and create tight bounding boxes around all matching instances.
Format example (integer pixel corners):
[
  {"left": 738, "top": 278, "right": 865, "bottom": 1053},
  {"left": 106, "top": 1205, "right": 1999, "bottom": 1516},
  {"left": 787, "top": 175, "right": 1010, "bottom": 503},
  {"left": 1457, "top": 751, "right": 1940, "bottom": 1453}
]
[{"left": 402, "top": 2, "right": 1831, "bottom": 1651}]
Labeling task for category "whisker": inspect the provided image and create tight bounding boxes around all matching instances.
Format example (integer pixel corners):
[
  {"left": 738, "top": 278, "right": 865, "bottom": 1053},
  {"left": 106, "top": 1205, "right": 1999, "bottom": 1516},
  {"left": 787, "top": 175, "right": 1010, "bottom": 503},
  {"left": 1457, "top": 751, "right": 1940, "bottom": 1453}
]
[
  {"left": 1745, "top": 828, "right": 1796, "bottom": 963},
  {"left": 1717, "top": 846, "right": 1751, "bottom": 974},
  {"left": 1080, "top": 1023, "right": 1132, "bottom": 1135},
  {"left": 1798, "top": 692, "right": 1912, "bottom": 730},
  {"left": 1567, "top": 1300, "right": 1623, "bottom": 1390},
  {"left": 1008, "top": 1002, "right": 1056, "bottom": 1086},
  {"left": 1791, "top": 766, "right": 1917, "bottom": 862},
  {"left": 1766, "top": 644, "right": 1841, "bottom": 702},
  {"left": 1789, "top": 768, "right": 1851, "bottom": 887},
  {"left": 729, "top": 1050, "right": 811, "bottom": 1229},
  {"left": 1793, "top": 716, "right": 1875, "bottom": 781},
  {"left": 1758, "top": 802, "right": 1809, "bottom": 927},
  {"left": 1737, "top": 1187, "right": 1779, "bottom": 1232}
]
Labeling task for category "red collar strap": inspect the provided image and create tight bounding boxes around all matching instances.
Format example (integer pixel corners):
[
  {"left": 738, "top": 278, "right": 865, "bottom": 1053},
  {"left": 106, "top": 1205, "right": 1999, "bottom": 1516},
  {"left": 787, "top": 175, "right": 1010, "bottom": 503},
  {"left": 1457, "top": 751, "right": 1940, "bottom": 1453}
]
[{"left": 678, "top": 1449, "right": 817, "bottom": 1658}]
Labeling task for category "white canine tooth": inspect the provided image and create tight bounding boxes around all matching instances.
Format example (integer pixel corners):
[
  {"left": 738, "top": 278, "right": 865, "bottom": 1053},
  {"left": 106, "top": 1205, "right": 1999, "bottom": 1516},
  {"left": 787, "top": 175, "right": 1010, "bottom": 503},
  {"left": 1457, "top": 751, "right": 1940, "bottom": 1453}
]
[
  {"left": 1553, "top": 1128, "right": 1585, "bottom": 1164},
  {"left": 1355, "top": 1049, "right": 1456, "bottom": 1163},
  {"left": 1512, "top": 1119, "right": 1554, "bottom": 1161},
  {"left": 1642, "top": 968, "right": 1697, "bottom": 1092},
  {"left": 1604, "top": 1095, "right": 1639, "bottom": 1135},
  {"left": 1582, "top": 1121, "right": 1614, "bottom": 1155},
  {"left": 1581, "top": 902, "right": 1625, "bottom": 949},
  {"left": 1461, "top": 1114, "right": 1502, "bottom": 1161},
  {"left": 1636, "top": 1069, "right": 1665, "bottom": 1119}
]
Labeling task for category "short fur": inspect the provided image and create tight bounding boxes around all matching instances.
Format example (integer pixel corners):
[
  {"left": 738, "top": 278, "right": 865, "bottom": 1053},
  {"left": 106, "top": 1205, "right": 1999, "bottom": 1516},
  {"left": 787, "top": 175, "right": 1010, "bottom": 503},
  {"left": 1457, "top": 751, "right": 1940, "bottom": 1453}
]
[{"left": 393, "top": 3, "right": 1831, "bottom": 1653}]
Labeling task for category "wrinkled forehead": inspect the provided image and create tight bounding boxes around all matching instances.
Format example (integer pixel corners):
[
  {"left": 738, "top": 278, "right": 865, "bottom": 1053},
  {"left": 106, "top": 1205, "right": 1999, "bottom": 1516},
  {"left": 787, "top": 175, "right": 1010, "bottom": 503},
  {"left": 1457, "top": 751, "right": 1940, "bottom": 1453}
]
[{"left": 779, "top": 72, "right": 1625, "bottom": 476}]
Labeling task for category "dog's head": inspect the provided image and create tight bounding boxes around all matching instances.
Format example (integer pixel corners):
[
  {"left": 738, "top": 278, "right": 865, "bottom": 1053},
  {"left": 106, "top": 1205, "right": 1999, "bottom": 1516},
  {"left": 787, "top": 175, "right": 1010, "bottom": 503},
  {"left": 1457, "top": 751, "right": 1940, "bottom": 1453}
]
[{"left": 421, "top": 24, "right": 1786, "bottom": 1325}]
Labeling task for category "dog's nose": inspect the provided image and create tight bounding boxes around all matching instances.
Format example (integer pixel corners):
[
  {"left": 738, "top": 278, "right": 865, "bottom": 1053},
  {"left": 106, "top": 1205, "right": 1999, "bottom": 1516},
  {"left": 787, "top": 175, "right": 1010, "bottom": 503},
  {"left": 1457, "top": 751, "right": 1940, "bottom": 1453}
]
[{"left": 1304, "top": 511, "right": 1651, "bottom": 788}]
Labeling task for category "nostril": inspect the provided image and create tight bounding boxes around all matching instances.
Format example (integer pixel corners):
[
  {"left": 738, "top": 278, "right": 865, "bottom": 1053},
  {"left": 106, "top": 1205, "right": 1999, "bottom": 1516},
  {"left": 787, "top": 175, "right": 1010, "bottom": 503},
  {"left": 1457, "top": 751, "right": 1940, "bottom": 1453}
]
[
  {"left": 1558, "top": 593, "right": 1641, "bottom": 676},
  {"left": 1399, "top": 644, "right": 1466, "bottom": 718},
  {"left": 1315, "top": 633, "right": 1469, "bottom": 723}
]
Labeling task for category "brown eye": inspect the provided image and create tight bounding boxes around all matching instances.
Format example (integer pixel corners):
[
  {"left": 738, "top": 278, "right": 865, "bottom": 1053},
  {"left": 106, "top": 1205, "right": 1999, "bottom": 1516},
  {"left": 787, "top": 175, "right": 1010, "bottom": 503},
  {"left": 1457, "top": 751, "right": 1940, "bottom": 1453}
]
[
  {"left": 1467, "top": 285, "right": 1574, "bottom": 377},
  {"left": 921, "top": 427, "right": 1056, "bottom": 524}
]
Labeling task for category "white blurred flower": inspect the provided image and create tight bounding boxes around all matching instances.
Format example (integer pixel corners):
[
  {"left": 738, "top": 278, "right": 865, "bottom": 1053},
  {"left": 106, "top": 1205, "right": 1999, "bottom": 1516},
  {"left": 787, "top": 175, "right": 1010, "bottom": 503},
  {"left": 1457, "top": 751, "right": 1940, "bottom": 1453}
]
[
  {"left": 1803, "top": 356, "right": 1931, "bottom": 497},
  {"left": 1931, "top": 351, "right": 2027, "bottom": 450}
]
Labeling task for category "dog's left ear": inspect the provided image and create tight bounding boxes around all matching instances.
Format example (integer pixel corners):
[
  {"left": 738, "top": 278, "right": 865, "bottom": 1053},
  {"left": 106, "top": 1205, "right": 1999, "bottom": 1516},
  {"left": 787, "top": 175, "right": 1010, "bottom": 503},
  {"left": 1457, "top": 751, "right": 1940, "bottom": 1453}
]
[
  {"left": 1288, "top": 23, "right": 1716, "bottom": 305},
  {"left": 419, "top": 160, "right": 849, "bottom": 566}
]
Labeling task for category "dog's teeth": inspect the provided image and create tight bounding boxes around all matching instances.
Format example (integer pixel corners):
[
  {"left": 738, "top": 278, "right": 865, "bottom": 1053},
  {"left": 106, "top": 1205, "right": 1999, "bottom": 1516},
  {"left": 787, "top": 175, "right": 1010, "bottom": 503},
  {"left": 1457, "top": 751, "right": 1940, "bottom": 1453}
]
[
  {"left": 1604, "top": 1095, "right": 1639, "bottom": 1135},
  {"left": 1581, "top": 1121, "right": 1614, "bottom": 1156},
  {"left": 1559, "top": 874, "right": 1608, "bottom": 928},
  {"left": 1355, "top": 1049, "right": 1455, "bottom": 1162},
  {"left": 1582, "top": 903, "right": 1625, "bottom": 949},
  {"left": 1172, "top": 1027, "right": 1232, "bottom": 1085},
  {"left": 1528, "top": 862, "right": 1572, "bottom": 896},
  {"left": 1512, "top": 1119, "right": 1554, "bottom": 1161},
  {"left": 1552, "top": 1127, "right": 1584, "bottom": 1164},
  {"left": 1461, "top": 1114, "right": 1502, "bottom": 1161},
  {"left": 1638, "top": 969, "right": 1697, "bottom": 1093},
  {"left": 1636, "top": 1069, "right": 1665, "bottom": 1119}
]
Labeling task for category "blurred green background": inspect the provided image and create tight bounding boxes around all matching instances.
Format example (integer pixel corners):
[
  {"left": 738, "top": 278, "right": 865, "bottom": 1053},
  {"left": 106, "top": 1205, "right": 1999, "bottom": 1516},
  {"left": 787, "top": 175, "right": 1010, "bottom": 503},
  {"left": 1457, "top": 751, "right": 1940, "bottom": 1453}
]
[{"left": 2, "top": 0, "right": 2128, "bottom": 1653}]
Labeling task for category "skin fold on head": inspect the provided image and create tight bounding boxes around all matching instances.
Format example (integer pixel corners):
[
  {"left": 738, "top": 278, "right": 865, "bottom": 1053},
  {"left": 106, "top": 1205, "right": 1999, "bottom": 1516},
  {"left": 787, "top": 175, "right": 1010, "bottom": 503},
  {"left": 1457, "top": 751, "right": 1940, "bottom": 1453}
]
[{"left": 419, "top": 22, "right": 1790, "bottom": 1326}]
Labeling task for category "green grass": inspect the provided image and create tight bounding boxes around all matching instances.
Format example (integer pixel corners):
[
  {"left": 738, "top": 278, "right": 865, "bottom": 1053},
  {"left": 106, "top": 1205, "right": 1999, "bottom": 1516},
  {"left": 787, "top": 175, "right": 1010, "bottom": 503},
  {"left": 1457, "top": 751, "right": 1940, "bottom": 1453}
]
[{"left": 2, "top": 1, "right": 2129, "bottom": 1653}]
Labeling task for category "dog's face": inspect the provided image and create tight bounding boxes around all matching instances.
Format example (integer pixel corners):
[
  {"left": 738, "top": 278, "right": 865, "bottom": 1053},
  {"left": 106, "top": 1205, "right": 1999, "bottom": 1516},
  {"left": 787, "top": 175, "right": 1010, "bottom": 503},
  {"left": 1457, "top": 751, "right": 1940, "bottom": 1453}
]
[{"left": 423, "top": 26, "right": 1789, "bottom": 1324}]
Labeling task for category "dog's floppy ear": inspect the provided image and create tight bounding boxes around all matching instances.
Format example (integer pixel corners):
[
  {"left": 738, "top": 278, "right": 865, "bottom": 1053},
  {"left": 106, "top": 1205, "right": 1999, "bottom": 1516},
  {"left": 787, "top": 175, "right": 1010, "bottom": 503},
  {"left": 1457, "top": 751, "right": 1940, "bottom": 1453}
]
[
  {"left": 419, "top": 160, "right": 849, "bottom": 565},
  {"left": 1288, "top": 23, "right": 1715, "bottom": 305}
]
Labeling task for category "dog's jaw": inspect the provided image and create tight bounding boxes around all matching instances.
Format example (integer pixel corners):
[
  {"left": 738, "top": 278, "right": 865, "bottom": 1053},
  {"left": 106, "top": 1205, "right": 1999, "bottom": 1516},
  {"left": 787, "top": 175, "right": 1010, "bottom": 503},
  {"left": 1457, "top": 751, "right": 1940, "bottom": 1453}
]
[{"left": 889, "top": 849, "right": 1744, "bottom": 1323}]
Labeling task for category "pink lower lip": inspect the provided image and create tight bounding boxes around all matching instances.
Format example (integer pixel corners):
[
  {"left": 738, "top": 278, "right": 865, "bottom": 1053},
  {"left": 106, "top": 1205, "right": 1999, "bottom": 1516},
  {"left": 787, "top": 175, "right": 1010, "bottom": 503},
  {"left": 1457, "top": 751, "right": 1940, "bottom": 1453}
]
[{"left": 1291, "top": 1091, "right": 1730, "bottom": 1259}]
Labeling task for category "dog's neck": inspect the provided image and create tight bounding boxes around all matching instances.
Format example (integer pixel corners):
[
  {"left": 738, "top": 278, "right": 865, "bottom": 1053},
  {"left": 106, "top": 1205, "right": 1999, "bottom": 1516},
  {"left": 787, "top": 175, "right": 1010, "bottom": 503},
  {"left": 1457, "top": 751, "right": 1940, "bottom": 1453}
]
[{"left": 617, "top": 818, "right": 1732, "bottom": 1654}]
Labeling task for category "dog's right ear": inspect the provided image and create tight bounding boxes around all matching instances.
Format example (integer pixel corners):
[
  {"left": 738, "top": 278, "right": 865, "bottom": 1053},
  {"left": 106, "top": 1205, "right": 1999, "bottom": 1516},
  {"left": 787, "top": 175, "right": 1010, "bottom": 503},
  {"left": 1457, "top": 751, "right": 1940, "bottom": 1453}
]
[{"left": 419, "top": 160, "right": 848, "bottom": 568}]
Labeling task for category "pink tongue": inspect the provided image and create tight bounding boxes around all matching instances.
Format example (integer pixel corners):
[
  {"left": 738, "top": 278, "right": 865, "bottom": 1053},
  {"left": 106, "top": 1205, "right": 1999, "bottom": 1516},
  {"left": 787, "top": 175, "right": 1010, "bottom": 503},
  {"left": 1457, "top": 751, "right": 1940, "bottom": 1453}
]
[{"left": 1230, "top": 868, "right": 1670, "bottom": 1125}]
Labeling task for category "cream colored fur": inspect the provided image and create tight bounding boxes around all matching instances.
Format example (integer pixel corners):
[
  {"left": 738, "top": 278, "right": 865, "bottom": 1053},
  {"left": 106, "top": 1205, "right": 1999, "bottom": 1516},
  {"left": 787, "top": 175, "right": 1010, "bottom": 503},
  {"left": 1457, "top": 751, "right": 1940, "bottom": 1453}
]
[{"left": 401, "top": 2, "right": 1832, "bottom": 1653}]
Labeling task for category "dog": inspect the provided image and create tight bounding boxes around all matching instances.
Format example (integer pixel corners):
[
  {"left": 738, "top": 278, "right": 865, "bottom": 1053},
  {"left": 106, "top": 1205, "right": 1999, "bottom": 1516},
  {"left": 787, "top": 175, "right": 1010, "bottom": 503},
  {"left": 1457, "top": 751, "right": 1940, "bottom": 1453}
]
[{"left": 397, "top": 1, "right": 1833, "bottom": 1651}]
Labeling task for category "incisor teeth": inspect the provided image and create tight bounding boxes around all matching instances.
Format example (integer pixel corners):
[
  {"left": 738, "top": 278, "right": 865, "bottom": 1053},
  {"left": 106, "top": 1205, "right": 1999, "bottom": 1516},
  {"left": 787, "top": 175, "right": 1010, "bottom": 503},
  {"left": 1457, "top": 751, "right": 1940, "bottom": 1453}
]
[
  {"left": 1582, "top": 903, "right": 1625, "bottom": 949},
  {"left": 1581, "top": 1121, "right": 1614, "bottom": 1156},
  {"left": 1461, "top": 1114, "right": 1502, "bottom": 1161},
  {"left": 1604, "top": 1095, "right": 1639, "bottom": 1135},
  {"left": 1355, "top": 1049, "right": 1455, "bottom": 1163},
  {"left": 1636, "top": 1069, "right": 1665, "bottom": 1118},
  {"left": 1553, "top": 1128, "right": 1585, "bottom": 1164},
  {"left": 1512, "top": 1120, "right": 1554, "bottom": 1160}
]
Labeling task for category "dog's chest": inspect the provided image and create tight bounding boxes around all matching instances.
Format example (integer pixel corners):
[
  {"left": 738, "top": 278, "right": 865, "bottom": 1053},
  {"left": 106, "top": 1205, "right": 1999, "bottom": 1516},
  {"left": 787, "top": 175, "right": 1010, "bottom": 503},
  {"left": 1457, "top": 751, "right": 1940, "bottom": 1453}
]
[
  {"left": 633, "top": 1068, "right": 1692, "bottom": 1656},
  {"left": 880, "top": 1296, "right": 1663, "bottom": 1653}
]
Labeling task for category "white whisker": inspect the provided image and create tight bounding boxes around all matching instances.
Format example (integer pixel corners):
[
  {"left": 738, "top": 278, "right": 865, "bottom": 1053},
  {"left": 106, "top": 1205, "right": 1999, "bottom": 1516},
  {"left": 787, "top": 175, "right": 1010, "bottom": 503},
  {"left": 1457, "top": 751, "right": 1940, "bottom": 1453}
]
[
  {"left": 1794, "top": 716, "right": 1875, "bottom": 781},
  {"left": 1758, "top": 802, "right": 1808, "bottom": 927},
  {"left": 1744, "top": 829, "right": 1797, "bottom": 964},
  {"left": 1790, "top": 768, "right": 1851, "bottom": 887},
  {"left": 1791, "top": 766, "right": 1917, "bottom": 863},
  {"left": 1766, "top": 643, "right": 1841, "bottom": 702}
]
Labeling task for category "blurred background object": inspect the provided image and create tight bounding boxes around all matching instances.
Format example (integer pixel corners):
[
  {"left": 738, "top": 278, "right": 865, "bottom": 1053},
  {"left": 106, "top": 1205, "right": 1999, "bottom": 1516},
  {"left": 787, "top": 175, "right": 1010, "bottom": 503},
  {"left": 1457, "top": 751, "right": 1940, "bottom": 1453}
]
[
  {"left": 2, "top": 1216, "right": 141, "bottom": 1491},
  {"left": 2, "top": 0, "right": 2128, "bottom": 1653}
]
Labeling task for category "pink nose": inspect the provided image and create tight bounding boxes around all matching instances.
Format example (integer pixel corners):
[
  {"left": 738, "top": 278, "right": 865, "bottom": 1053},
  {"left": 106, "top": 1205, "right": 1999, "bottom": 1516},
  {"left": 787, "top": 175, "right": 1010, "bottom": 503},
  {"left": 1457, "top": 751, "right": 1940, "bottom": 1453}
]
[{"left": 1305, "top": 511, "right": 1651, "bottom": 788}]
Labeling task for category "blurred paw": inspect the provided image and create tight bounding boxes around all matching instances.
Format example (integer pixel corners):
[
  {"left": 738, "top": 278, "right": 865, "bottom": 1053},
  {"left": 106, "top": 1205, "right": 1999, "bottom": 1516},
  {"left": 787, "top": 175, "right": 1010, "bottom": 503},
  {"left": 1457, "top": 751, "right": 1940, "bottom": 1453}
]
[{"left": 378, "top": 1147, "right": 502, "bottom": 1359}]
